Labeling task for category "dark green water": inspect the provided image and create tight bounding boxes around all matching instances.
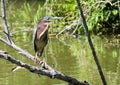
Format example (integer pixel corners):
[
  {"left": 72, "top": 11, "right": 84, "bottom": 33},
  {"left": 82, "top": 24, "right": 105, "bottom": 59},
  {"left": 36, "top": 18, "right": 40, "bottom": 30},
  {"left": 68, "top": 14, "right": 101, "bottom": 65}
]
[{"left": 0, "top": 34, "right": 120, "bottom": 85}]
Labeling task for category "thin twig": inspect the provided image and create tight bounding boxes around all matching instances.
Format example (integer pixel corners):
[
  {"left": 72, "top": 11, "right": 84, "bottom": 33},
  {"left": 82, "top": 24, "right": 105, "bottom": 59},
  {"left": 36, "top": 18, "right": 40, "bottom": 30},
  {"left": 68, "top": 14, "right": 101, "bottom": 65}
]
[
  {"left": 76, "top": 0, "right": 107, "bottom": 85},
  {"left": 1, "top": 0, "right": 12, "bottom": 44},
  {"left": 56, "top": 19, "right": 80, "bottom": 38}
]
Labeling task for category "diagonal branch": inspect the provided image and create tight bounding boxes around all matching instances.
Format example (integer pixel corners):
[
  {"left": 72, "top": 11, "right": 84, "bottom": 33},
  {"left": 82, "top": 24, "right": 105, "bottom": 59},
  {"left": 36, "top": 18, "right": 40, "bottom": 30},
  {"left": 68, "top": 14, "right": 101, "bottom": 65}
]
[
  {"left": 1, "top": 0, "right": 13, "bottom": 44},
  {"left": 0, "top": 50, "right": 89, "bottom": 85},
  {"left": 76, "top": 0, "right": 107, "bottom": 85},
  {"left": 0, "top": 37, "right": 34, "bottom": 60}
]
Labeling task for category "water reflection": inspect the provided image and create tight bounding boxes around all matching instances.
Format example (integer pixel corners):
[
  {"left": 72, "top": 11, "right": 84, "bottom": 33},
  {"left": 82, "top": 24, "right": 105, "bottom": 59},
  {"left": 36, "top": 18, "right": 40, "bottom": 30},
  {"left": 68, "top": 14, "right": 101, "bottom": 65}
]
[{"left": 0, "top": 36, "right": 120, "bottom": 85}]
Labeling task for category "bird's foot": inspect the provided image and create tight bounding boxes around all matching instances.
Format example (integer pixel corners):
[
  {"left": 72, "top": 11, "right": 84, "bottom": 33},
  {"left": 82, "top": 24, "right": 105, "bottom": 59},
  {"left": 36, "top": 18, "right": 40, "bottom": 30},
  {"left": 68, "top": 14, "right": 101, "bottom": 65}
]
[
  {"left": 39, "top": 59, "right": 54, "bottom": 71},
  {"left": 34, "top": 57, "right": 41, "bottom": 64},
  {"left": 34, "top": 57, "right": 49, "bottom": 70},
  {"left": 40, "top": 59, "right": 48, "bottom": 69}
]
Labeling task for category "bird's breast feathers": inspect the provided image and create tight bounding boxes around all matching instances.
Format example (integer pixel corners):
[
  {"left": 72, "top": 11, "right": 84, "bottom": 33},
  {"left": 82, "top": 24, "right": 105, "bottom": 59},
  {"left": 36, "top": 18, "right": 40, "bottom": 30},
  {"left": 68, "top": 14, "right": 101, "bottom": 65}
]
[{"left": 37, "top": 23, "right": 49, "bottom": 39}]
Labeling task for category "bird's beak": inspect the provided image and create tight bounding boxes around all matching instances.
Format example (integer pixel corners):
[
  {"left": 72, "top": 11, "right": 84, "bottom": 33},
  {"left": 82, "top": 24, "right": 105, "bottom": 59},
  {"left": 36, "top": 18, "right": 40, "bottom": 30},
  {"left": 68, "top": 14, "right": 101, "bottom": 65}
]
[
  {"left": 51, "top": 17, "right": 63, "bottom": 20},
  {"left": 48, "top": 17, "right": 62, "bottom": 21}
]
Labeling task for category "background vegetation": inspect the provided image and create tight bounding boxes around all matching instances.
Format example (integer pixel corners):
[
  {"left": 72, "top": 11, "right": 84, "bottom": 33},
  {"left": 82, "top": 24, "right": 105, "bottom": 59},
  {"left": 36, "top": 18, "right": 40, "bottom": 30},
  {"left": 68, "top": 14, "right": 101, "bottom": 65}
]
[
  {"left": 0, "top": 0, "right": 119, "bottom": 36},
  {"left": 0, "top": 1, "right": 120, "bottom": 85}
]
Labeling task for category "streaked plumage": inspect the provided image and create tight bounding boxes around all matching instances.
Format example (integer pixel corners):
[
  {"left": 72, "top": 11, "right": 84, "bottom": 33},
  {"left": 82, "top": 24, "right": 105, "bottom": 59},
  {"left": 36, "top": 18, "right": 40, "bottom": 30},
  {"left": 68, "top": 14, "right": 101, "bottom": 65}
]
[
  {"left": 33, "top": 17, "right": 50, "bottom": 57},
  {"left": 33, "top": 16, "right": 61, "bottom": 60}
]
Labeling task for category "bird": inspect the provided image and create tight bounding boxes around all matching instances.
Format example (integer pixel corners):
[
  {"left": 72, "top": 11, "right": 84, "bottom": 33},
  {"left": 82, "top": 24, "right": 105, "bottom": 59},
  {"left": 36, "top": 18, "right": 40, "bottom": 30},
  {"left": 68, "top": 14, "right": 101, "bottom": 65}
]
[{"left": 33, "top": 16, "right": 61, "bottom": 62}]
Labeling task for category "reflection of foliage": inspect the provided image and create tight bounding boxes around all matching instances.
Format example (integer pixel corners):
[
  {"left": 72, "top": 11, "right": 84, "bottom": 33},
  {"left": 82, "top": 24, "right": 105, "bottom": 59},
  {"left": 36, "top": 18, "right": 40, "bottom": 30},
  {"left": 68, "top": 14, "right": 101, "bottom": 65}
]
[{"left": 10, "top": 3, "right": 45, "bottom": 24}]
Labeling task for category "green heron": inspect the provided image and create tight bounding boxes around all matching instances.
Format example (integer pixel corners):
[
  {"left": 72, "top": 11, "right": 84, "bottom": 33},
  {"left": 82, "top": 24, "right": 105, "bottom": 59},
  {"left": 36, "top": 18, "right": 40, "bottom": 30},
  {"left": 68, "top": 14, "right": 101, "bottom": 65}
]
[{"left": 33, "top": 16, "right": 61, "bottom": 61}]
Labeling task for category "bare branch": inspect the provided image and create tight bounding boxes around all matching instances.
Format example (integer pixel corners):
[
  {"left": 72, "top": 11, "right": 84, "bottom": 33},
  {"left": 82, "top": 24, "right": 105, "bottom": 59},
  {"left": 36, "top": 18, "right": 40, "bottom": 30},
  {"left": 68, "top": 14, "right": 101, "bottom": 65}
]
[
  {"left": 0, "top": 50, "right": 89, "bottom": 85},
  {"left": 0, "top": 37, "right": 34, "bottom": 60},
  {"left": 56, "top": 19, "right": 81, "bottom": 38},
  {"left": 1, "top": 0, "right": 13, "bottom": 44},
  {"left": 76, "top": 0, "right": 107, "bottom": 85}
]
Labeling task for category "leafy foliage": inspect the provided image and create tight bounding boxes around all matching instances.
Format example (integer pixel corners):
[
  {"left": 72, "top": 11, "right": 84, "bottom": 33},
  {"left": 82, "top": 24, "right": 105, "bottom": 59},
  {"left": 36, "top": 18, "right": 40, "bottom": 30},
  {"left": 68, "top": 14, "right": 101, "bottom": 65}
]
[
  {"left": 86, "top": 1, "right": 120, "bottom": 35},
  {"left": 1, "top": 0, "right": 120, "bottom": 35}
]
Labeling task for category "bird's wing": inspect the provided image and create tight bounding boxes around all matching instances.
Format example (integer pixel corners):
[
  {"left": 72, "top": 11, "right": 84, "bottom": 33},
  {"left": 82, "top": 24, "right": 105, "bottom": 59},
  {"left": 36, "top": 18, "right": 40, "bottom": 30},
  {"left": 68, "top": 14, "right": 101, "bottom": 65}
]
[
  {"left": 38, "top": 23, "right": 49, "bottom": 39},
  {"left": 33, "top": 26, "right": 38, "bottom": 52}
]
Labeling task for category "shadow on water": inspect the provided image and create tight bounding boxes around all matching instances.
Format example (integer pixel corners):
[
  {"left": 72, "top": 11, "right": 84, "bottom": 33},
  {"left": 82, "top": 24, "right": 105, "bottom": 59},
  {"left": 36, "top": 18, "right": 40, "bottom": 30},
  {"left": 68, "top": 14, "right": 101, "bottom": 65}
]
[{"left": 0, "top": 32, "right": 120, "bottom": 85}]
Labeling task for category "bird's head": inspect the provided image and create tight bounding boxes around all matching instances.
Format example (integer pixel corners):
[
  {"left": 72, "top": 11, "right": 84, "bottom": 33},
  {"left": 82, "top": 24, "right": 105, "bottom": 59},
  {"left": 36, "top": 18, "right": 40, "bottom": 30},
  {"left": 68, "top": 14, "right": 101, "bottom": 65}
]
[
  {"left": 39, "top": 16, "right": 62, "bottom": 27},
  {"left": 41, "top": 16, "right": 62, "bottom": 23}
]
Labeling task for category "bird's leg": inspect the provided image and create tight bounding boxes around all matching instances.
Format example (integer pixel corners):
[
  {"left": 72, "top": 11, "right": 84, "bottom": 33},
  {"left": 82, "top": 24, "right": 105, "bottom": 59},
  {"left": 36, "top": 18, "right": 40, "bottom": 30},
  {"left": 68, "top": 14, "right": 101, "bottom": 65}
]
[
  {"left": 44, "top": 47, "right": 47, "bottom": 62},
  {"left": 39, "top": 48, "right": 48, "bottom": 69},
  {"left": 39, "top": 50, "right": 47, "bottom": 67},
  {"left": 34, "top": 53, "right": 37, "bottom": 62},
  {"left": 34, "top": 52, "right": 48, "bottom": 69},
  {"left": 34, "top": 53, "right": 40, "bottom": 63}
]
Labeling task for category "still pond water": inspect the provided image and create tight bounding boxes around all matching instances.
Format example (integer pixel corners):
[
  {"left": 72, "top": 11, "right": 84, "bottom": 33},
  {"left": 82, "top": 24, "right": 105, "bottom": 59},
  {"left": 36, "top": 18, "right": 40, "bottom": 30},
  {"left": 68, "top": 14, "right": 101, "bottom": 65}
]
[
  {"left": 0, "top": 34, "right": 120, "bottom": 85},
  {"left": 0, "top": 0, "right": 120, "bottom": 85}
]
